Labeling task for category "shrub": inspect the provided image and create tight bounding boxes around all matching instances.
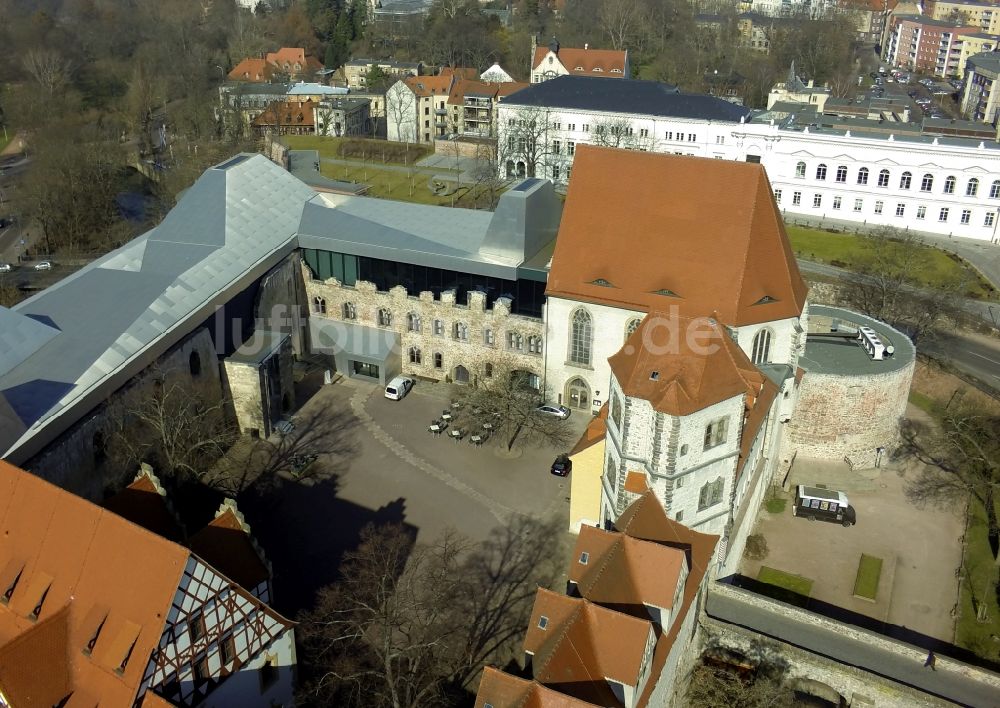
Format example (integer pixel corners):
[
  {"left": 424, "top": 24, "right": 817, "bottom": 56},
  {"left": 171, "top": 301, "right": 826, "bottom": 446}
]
[
  {"left": 744, "top": 534, "right": 769, "bottom": 561},
  {"left": 765, "top": 498, "right": 787, "bottom": 514}
]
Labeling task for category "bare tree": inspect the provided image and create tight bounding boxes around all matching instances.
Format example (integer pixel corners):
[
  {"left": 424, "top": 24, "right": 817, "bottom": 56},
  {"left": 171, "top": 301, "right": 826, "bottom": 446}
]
[
  {"left": 385, "top": 81, "right": 417, "bottom": 143},
  {"left": 496, "top": 105, "right": 551, "bottom": 179},
  {"left": 21, "top": 49, "right": 73, "bottom": 98},
  {"left": 470, "top": 140, "right": 506, "bottom": 209},
  {"left": 297, "top": 515, "right": 567, "bottom": 707},
  {"left": 598, "top": 0, "right": 643, "bottom": 51},
  {"left": 591, "top": 115, "right": 656, "bottom": 151},
  {"left": 686, "top": 662, "right": 796, "bottom": 707},
  {"left": 0, "top": 276, "right": 20, "bottom": 308},
  {"left": 450, "top": 353, "right": 573, "bottom": 452}
]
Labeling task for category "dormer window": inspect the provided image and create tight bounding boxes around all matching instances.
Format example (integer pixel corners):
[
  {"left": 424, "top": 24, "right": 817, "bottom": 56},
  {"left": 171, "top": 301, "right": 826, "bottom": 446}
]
[
  {"left": 652, "top": 288, "right": 679, "bottom": 297},
  {"left": 575, "top": 66, "right": 584, "bottom": 70},
  {"left": 611, "top": 68, "right": 622, "bottom": 73},
  {"left": 593, "top": 67, "right": 603, "bottom": 72},
  {"left": 650, "top": 371, "right": 660, "bottom": 381},
  {"left": 754, "top": 295, "right": 777, "bottom": 305},
  {"left": 537, "top": 615, "right": 549, "bottom": 630},
  {"left": 589, "top": 278, "right": 614, "bottom": 287},
  {"left": 579, "top": 552, "right": 590, "bottom": 564}
]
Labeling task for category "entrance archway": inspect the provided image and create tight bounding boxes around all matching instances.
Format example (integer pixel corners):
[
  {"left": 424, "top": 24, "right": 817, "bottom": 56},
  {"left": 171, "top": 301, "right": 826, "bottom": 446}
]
[
  {"left": 516, "top": 161, "right": 526, "bottom": 178},
  {"left": 453, "top": 365, "right": 470, "bottom": 384},
  {"left": 565, "top": 377, "right": 590, "bottom": 410}
]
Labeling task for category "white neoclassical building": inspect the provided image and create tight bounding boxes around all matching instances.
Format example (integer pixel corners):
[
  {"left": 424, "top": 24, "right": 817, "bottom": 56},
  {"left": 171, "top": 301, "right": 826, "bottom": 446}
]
[{"left": 498, "top": 75, "right": 1000, "bottom": 243}]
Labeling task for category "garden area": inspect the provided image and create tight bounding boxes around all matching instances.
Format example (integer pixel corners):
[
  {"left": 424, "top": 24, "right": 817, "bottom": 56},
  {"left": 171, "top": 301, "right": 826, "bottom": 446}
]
[
  {"left": 283, "top": 134, "right": 431, "bottom": 166},
  {"left": 757, "top": 566, "right": 813, "bottom": 607},
  {"left": 786, "top": 225, "right": 995, "bottom": 299}
]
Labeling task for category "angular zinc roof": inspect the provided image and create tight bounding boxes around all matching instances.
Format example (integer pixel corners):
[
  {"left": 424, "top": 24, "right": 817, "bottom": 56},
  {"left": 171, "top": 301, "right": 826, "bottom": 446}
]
[
  {"left": 0, "top": 154, "right": 315, "bottom": 462},
  {"left": 547, "top": 146, "right": 807, "bottom": 325}
]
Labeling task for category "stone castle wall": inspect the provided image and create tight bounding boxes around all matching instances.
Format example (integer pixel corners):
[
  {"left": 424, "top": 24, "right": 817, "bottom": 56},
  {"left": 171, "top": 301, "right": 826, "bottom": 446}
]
[{"left": 304, "top": 270, "right": 546, "bottom": 385}]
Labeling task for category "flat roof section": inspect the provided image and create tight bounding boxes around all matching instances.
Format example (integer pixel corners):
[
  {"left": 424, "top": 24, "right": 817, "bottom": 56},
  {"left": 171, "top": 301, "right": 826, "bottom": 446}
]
[{"left": 799, "top": 305, "right": 915, "bottom": 377}]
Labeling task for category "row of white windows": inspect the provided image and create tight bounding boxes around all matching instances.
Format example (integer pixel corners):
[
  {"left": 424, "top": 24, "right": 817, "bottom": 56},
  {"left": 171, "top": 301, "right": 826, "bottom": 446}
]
[
  {"left": 310, "top": 299, "right": 543, "bottom": 353},
  {"left": 793, "top": 162, "right": 1000, "bottom": 198},
  {"left": 775, "top": 190, "right": 995, "bottom": 225}
]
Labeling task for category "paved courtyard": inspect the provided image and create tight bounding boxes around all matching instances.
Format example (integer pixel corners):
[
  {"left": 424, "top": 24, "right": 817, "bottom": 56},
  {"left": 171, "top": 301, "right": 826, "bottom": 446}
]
[
  {"left": 741, "top": 453, "right": 964, "bottom": 642},
  {"left": 243, "top": 376, "right": 586, "bottom": 615}
]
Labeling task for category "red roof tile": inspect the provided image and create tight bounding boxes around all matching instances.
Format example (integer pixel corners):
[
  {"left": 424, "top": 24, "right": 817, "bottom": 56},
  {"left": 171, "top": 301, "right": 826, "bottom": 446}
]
[
  {"left": 228, "top": 58, "right": 277, "bottom": 83},
  {"left": 188, "top": 503, "right": 270, "bottom": 592},
  {"left": 102, "top": 467, "right": 184, "bottom": 543},
  {"left": 533, "top": 46, "right": 628, "bottom": 76},
  {"left": 474, "top": 667, "right": 602, "bottom": 708}
]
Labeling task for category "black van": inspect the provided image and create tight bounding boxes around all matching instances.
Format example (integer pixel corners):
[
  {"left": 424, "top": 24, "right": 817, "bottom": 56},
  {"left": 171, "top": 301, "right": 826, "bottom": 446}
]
[{"left": 793, "top": 485, "right": 857, "bottom": 527}]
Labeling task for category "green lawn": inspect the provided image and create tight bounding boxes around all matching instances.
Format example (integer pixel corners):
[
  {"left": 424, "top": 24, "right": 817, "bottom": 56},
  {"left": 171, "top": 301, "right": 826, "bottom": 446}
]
[
  {"left": 283, "top": 134, "right": 431, "bottom": 165},
  {"left": 765, "top": 498, "right": 787, "bottom": 514},
  {"left": 785, "top": 225, "right": 994, "bottom": 299},
  {"left": 757, "top": 566, "right": 813, "bottom": 607},
  {"left": 956, "top": 499, "right": 1000, "bottom": 661},
  {"left": 853, "top": 554, "right": 883, "bottom": 600},
  {"left": 320, "top": 161, "right": 496, "bottom": 208}
]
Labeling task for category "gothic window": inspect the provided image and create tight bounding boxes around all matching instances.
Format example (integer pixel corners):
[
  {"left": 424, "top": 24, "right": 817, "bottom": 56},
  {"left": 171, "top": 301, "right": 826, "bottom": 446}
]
[
  {"left": 815, "top": 163, "right": 827, "bottom": 180},
  {"left": 453, "top": 322, "right": 468, "bottom": 341},
  {"left": 944, "top": 176, "right": 956, "bottom": 194},
  {"left": 900, "top": 171, "right": 912, "bottom": 189},
  {"left": 877, "top": 169, "right": 889, "bottom": 187},
  {"left": 625, "top": 317, "right": 642, "bottom": 341},
  {"left": 312, "top": 296, "right": 326, "bottom": 314},
  {"left": 484, "top": 362, "right": 493, "bottom": 378},
  {"left": 342, "top": 302, "right": 356, "bottom": 320},
  {"left": 611, "top": 393, "right": 622, "bottom": 428},
  {"left": 751, "top": 329, "right": 772, "bottom": 365},
  {"left": 794, "top": 161, "right": 806, "bottom": 178},
  {"left": 433, "top": 352, "right": 443, "bottom": 369},
  {"left": 507, "top": 331, "right": 523, "bottom": 351},
  {"left": 407, "top": 312, "right": 421, "bottom": 332},
  {"left": 377, "top": 308, "right": 392, "bottom": 327},
  {"left": 527, "top": 335, "right": 543, "bottom": 354},
  {"left": 409, "top": 346, "right": 421, "bottom": 364},
  {"left": 967, "top": 178, "right": 979, "bottom": 197},
  {"left": 698, "top": 477, "right": 725, "bottom": 511},
  {"left": 484, "top": 328, "right": 495, "bottom": 346},
  {"left": 857, "top": 167, "right": 869, "bottom": 185},
  {"left": 921, "top": 173, "right": 934, "bottom": 192},
  {"left": 569, "top": 309, "right": 593, "bottom": 366},
  {"left": 703, "top": 417, "right": 729, "bottom": 450}
]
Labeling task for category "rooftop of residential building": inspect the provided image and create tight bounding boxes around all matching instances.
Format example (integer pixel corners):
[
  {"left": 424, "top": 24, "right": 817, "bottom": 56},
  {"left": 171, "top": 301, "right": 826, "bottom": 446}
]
[
  {"left": 532, "top": 44, "right": 628, "bottom": 76},
  {"left": 967, "top": 50, "right": 1000, "bottom": 74},
  {"left": 799, "top": 305, "right": 916, "bottom": 376}
]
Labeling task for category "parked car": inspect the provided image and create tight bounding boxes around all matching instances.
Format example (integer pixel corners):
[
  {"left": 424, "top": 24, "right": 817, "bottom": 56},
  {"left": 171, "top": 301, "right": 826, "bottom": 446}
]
[
  {"left": 536, "top": 404, "right": 571, "bottom": 419},
  {"left": 384, "top": 376, "right": 414, "bottom": 401},
  {"left": 550, "top": 454, "right": 572, "bottom": 477},
  {"left": 33, "top": 261, "right": 52, "bottom": 270},
  {"left": 0, "top": 263, "right": 11, "bottom": 273}
]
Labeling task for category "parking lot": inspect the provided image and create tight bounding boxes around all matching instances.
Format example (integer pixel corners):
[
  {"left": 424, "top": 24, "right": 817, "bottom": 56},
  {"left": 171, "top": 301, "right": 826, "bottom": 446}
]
[
  {"left": 741, "top": 451, "right": 964, "bottom": 642},
  {"left": 241, "top": 376, "right": 586, "bottom": 614}
]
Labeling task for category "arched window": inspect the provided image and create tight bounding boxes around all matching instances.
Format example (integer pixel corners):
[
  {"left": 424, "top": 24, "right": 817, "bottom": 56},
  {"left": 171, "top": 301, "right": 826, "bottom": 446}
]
[
  {"left": 189, "top": 351, "right": 202, "bottom": 377},
  {"left": 815, "top": 163, "right": 827, "bottom": 180},
  {"left": 967, "top": 178, "right": 979, "bottom": 197},
  {"left": 484, "top": 362, "right": 494, "bottom": 378},
  {"left": 507, "top": 331, "right": 523, "bottom": 351},
  {"left": 453, "top": 322, "right": 468, "bottom": 341},
  {"left": 944, "top": 176, "right": 956, "bottom": 194},
  {"left": 527, "top": 335, "right": 543, "bottom": 354},
  {"left": 835, "top": 165, "right": 847, "bottom": 182},
  {"left": 900, "top": 171, "right": 912, "bottom": 190},
  {"left": 454, "top": 365, "right": 470, "bottom": 383},
  {"left": 795, "top": 161, "right": 806, "bottom": 178},
  {"left": 624, "top": 317, "right": 642, "bottom": 341},
  {"left": 377, "top": 308, "right": 392, "bottom": 327},
  {"left": 698, "top": 477, "right": 725, "bottom": 511},
  {"left": 751, "top": 329, "right": 772, "bottom": 365},
  {"left": 991, "top": 180, "right": 1000, "bottom": 198},
  {"left": 312, "top": 296, "right": 326, "bottom": 314},
  {"left": 877, "top": 169, "right": 889, "bottom": 187},
  {"left": 857, "top": 167, "right": 869, "bottom": 185},
  {"left": 433, "top": 352, "right": 443, "bottom": 369},
  {"left": 569, "top": 309, "right": 593, "bottom": 365},
  {"left": 409, "top": 346, "right": 421, "bottom": 364},
  {"left": 342, "top": 302, "right": 356, "bottom": 320},
  {"left": 407, "top": 312, "right": 421, "bottom": 332},
  {"left": 921, "top": 173, "right": 934, "bottom": 192}
]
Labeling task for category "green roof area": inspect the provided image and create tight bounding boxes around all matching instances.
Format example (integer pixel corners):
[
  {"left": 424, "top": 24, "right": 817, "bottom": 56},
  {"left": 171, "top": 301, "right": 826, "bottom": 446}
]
[{"left": 799, "top": 305, "right": 915, "bottom": 377}]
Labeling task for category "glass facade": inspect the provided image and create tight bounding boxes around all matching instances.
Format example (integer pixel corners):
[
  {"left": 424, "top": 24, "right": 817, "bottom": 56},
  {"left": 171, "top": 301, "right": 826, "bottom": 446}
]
[{"left": 301, "top": 248, "right": 547, "bottom": 318}]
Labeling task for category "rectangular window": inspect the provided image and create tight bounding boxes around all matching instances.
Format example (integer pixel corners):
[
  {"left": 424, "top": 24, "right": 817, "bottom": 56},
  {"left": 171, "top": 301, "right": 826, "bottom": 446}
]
[
  {"left": 688, "top": 133, "right": 696, "bottom": 142},
  {"left": 582, "top": 124, "right": 590, "bottom": 132},
  {"left": 792, "top": 191, "right": 801, "bottom": 206},
  {"left": 552, "top": 165, "right": 560, "bottom": 180},
  {"left": 703, "top": 417, "right": 729, "bottom": 450},
  {"left": 567, "top": 141, "right": 575, "bottom": 155},
  {"left": 568, "top": 123, "right": 576, "bottom": 131},
  {"left": 940, "top": 207, "right": 949, "bottom": 222},
  {"left": 552, "top": 140, "right": 560, "bottom": 155},
  {"left": 986, "top": 212, "right": 995, "bottom": 226},
  {"left": 716, "top": 135, "right": 725, "bottom": 144},
  {"left": 813, "top": 194, "right": 822, "bottom": 208},
  {"left": 833, "top": 196, "right": 842, "bottom": 210},
  {"left": 854, "top": 198, "right": 863, "bottom": 212},
  {"left": 640, "top": 128, "right": 649, "bottom": 137},
  {"left": 484, "top": 328, "right": 494, "bottom": 345},
  {"left": 675, "top": 510, "right": 684, "bottom": 522},
  {"left": 192, "top": 655, "right": 209, "bottom": 684},
  {"left": 917, "top": 205, "right": 927, "bottom": 219},
  {"left": 189, "top": 611, "right": 206, "bottom": 643},
  {"left": 895, "top": 203, "right": 905, "bottom": 217},
  {"left": 433, "top": 319, "right": 444, "bottom": 336},
  {"left": 665, "top": 131, "right": 673, "bottom": 140},
  {"left": 874, "top": 200, "right": 884, "bottom": 214},
  {"left": 961, "top": 209, "right": 971, "bottom": 224},
  {"left": 220, "top": 635, "right": 236, "bottom": 666},
  {"left": 774, "top": 189, "right": 782, "bottom": 203}
]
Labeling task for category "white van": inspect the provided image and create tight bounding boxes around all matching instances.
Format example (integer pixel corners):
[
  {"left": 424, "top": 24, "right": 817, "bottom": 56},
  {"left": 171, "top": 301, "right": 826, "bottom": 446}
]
[
  {"left": 793, "top": 485, "right": 856, "bottom": 526},
  {"left": 384, "top": 376, "right": 414, "bottom": 400}
]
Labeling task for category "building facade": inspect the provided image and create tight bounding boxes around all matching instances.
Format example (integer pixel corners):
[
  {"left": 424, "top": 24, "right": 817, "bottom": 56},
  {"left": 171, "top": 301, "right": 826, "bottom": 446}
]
[
  {"left": 883, "top": 14, "right": 982, "bottom": 76},
  {"left": 530, "top": 37, "right": 630, "bottom": 83},
  {"left": 962, "top": 51, "right": 1000, "bottom": 125}
]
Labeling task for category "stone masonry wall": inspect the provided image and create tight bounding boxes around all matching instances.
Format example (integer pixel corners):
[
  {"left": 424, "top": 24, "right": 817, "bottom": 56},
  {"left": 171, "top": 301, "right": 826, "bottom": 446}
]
[
  {"left": 304, "top": 270, "right": 546, "bottom": 384},
  {"left": 224, "top": 360, "right": 265, "bottom": 436}
]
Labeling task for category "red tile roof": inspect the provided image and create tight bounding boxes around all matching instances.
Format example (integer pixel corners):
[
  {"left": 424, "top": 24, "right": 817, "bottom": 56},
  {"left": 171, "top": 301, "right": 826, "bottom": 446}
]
[
  {"left": 404, "top": 75, "right": 455, "bottom": 97},
  {"left": 533, "top": 46, "right": 628, "bottom": 76},
  {"left": 228, "top": 58, "right": 277, "bottom": 83},
  {"left": 266, "top": 47, "right": 324, "bottom": 75},
  {"left": 440, "top": 66, "right": 478, "bottom": 79},
  {"left": 252, "top": 100, "right": 318, "bottom": 128},
  {"left": 524, "top": 588, "right": 653, "bottom": 705},
  {"left": 474, "top": 666, "right": 602, "bottom": 708},
  {"left": 569, "top": 526, "right": 687, "bottom": 612},
  {"left": 102, "top": 466, "right": 184, "bottom": 542},
  {"left": 569, "top": 404, "right": 608, "bottom": 456},
  {"left": 547, "top": 146, "right": 808, "bottom": 327},
  {"left": 188, "top": 502, "right": 270, "bottom": 592}
]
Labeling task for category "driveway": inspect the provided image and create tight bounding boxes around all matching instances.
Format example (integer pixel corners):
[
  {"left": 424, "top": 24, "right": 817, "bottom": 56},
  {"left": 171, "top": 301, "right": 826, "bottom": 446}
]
[
  {"left": 742, "top": 456, "right": 963, "bottom": 642},
  {"left": 241, "top": 377, "right": 584, "bottom": 615}
]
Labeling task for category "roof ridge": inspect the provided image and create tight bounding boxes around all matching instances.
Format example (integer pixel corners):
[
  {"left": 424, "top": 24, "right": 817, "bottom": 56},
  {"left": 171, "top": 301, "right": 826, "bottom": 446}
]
[{"left": 732, "top": 169, "right": 763, "bottom": 316}]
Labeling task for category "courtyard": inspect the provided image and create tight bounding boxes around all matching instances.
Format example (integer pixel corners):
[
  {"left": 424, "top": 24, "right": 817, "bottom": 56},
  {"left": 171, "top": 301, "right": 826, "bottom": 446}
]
[
  {"left": 741, "top": 441, "right": 964, "bottom": 643},
  {"left": 241, "top": 375, "right": 586, "bottom": 615}
]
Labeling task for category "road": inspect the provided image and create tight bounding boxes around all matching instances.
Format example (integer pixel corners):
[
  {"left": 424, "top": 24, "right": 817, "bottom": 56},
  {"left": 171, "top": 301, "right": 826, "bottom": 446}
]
[
  {"left": 922, "top": 331, "right": 1000, "bottom": 390},
  {"left": 706, "top": 587, "right": 1000, "bottom": 708}
]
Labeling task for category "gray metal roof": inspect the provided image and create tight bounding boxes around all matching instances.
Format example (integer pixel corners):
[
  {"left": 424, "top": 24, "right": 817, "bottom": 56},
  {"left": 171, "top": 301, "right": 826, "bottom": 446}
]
[
  {"left": 503, "top": 75, "right": 752, "bottom": 123},
  {"left": 799, "top": 305, "right": 915, "bottom": 377},
  {"left": 227, "top": 331, "right": 289, "bottom": 366},
  {"left": 0, "top": 154, "right": 315, "bottom": 461}
]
